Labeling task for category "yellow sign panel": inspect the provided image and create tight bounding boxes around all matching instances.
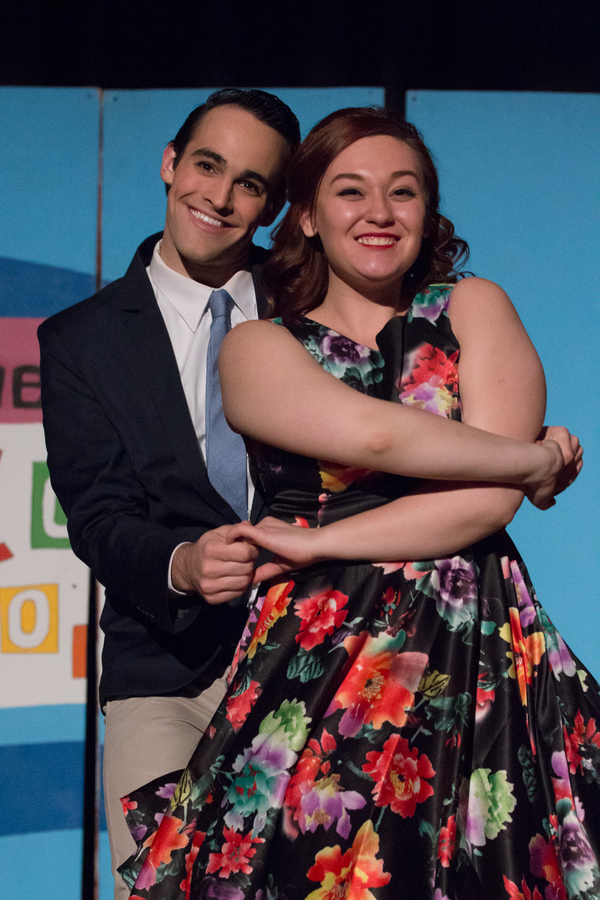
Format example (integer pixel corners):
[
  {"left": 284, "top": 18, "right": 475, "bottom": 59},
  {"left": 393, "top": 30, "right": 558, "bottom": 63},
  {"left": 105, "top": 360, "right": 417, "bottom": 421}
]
[{"left": 0, "top": 584, "right": 58, "bottom": 653}]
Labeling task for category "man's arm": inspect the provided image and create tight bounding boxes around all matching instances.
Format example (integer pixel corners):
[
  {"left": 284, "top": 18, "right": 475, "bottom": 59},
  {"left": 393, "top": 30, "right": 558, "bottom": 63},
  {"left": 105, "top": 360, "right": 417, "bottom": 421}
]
[{"left": 39, "top": 316, "right": 256, "bottom": 629}]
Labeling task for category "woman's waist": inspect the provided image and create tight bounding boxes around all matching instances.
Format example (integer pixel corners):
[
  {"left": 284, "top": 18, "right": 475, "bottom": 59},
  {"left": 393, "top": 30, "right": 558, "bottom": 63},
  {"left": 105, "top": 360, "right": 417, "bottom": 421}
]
[{"left": 266, "top": 473, "right": 421, "bottom": 526}]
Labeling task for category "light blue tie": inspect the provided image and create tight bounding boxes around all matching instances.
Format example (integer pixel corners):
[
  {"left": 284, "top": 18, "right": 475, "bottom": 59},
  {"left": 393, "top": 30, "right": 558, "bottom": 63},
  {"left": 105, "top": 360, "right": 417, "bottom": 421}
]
[{"left": 205, "top": 289, "right": 248, "bottom": 520}]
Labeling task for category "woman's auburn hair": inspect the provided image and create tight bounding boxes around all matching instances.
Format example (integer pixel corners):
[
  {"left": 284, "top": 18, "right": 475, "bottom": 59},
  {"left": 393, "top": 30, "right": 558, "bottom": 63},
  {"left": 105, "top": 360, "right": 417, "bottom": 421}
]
[{"left": 263, "top": 107, "right": 470, "bottom": 317}]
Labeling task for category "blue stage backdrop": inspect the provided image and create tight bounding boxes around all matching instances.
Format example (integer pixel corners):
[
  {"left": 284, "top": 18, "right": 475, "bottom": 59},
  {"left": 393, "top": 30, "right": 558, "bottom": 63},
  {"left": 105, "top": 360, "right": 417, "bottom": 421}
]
[{"left": 0, "top": 87, "right": 597, "bottom": 900}]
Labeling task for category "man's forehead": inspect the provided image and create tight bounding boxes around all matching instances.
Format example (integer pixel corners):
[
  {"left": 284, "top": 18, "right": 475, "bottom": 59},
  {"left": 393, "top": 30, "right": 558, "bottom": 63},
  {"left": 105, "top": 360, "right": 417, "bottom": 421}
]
[
  {"left": 185, "top": 105, "right": 285, "bottom": 162},
  {"left": 187, "top": 105, "right": 273, "bottom": 150}
]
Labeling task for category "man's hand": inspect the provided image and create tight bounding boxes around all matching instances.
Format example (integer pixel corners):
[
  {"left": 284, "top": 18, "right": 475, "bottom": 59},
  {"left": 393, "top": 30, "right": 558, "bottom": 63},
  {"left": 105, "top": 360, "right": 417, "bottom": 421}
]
[
  {"left": 171, "top": 525, "right": 259, "bottom": 604},
  {"left": 227, "top": 517, "right": 325, "bottom": 583},
  {"left": 535, "top": 425, "right": 583, "bottom": 498}
]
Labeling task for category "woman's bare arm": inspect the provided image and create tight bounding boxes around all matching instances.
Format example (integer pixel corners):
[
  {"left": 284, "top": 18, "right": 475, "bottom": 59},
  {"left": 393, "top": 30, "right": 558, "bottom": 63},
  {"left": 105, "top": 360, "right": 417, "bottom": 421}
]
[
  {"left": 220, "top": 291, "right": 562, "bottom": 503},
  {"left": 223, "top": 279, "right": 580, "bottom": 579}
]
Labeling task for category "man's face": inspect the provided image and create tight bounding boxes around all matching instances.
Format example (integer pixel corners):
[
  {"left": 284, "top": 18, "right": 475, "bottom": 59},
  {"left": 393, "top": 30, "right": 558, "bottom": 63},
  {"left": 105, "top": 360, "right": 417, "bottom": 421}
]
[{"left": 160, "top": 104, "right": 289, "bottom": 286}]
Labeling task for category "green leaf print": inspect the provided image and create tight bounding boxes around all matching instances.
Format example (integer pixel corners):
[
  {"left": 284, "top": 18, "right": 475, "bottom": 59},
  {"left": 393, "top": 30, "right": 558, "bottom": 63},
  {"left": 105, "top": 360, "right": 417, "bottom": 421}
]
[{"left": 287, "top": 651, "right": 326, "bottom": 683}]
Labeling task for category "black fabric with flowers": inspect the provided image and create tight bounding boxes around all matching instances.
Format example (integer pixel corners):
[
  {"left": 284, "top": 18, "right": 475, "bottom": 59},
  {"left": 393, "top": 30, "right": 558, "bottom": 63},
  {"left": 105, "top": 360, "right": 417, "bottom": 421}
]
[{"left": 120, "top": 285, "right": 600, "bottom": 900}]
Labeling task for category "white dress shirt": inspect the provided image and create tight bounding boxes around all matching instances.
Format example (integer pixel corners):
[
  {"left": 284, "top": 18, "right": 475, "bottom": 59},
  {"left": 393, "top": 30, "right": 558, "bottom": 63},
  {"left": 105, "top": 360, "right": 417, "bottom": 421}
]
[{"left": 148, "top": 240, "right": 257, "bottom": 464}]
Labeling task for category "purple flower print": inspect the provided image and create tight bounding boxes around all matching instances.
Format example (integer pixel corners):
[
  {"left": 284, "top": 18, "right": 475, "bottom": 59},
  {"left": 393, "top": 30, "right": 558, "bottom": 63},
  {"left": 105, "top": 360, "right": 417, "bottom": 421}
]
[
  {"left": 438, "top": 557, "right": 477, "bottom": 603},
  {"left": 539, "top": 607, "right": 577, "bottom": 678},
  {"left": 224, "top": 732, "right": 297, "bottom": 832},
  {"left": 428, "top": 557, "right": 478, "bottom": 633},
  {"left": 409, "top": 286, "right": 452, "bottom": 322},
  {"left": 197, "top": 876, "right": 245, "bottom": 899},
  {"left": 129, "top": 822, "right": 148, "bottom": 842},
  {"left": 559, "top": 808, "right": 599, "bottom": 896},
  {"left": 155, "top": 782, "right": 177, "bottom": 800},
  {"left": 509, "top": 560, "right": 537, "bottom": 628},
  {"left": 304, "top": 331, "right": 384, "bottom": 385},
  {"left": 298, "top": 775, "right": 366, "bottom": 839}
]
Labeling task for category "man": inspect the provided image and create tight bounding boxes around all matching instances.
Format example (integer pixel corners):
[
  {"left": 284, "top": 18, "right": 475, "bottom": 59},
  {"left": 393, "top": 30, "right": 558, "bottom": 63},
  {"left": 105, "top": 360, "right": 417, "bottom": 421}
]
[{"left": 38, "top": 88, "right": 301, "bottom": 898}]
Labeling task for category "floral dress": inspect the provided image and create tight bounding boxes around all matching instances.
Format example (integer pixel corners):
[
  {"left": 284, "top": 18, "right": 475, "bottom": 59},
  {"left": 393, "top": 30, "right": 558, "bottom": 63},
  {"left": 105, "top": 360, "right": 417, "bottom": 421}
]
[{"left": 120, "top": 285, "right": 600, "bottom": 900}]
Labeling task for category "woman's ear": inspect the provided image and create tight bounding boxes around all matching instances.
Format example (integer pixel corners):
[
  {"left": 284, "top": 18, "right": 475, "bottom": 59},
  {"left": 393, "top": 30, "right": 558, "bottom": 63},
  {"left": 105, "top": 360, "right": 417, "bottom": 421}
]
[{"left": 300, "top": 208, "right": 317, "bottom": 238}]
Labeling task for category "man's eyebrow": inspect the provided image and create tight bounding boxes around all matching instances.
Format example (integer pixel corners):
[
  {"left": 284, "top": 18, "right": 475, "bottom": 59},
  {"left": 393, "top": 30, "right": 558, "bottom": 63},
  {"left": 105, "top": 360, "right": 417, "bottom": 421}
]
[
  {"left": 239, "top": 169, "right": 270, "bottom": 190},
  {"left": 190, "top": 148, "right": 226, "bottom": 166}
]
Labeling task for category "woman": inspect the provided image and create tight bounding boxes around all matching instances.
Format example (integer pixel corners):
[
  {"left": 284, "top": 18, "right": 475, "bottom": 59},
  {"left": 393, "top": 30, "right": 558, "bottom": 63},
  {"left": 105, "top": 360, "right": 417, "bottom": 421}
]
[{"left": 121, "top": 109, "right": 598, "bottom": 899}]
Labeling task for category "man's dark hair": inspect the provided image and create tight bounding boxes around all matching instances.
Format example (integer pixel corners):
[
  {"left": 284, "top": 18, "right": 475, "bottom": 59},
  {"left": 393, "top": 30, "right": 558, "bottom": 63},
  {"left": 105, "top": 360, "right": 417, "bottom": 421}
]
[{"left": 171, "top": 88, "right": 301, "bottom": 167}]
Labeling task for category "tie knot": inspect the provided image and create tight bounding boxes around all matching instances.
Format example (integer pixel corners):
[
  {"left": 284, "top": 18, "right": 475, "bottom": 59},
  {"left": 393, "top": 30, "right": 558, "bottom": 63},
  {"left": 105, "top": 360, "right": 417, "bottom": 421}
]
[{"left": 209, "top": 289, "right": 235, "bottom": 319}]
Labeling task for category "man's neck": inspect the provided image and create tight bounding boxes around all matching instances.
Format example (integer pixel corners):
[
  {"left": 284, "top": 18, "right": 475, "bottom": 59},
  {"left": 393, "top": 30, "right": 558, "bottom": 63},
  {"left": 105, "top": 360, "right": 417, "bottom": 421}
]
[{"left": 159, "top": 241, "right": 251, "bottom": 289}]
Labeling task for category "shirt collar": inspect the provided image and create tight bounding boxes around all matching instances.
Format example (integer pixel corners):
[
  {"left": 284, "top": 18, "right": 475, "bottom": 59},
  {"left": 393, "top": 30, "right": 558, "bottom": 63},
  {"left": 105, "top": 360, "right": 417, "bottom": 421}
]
[{"left": 148, "top": 240, "right": 256, "bottom": 332}]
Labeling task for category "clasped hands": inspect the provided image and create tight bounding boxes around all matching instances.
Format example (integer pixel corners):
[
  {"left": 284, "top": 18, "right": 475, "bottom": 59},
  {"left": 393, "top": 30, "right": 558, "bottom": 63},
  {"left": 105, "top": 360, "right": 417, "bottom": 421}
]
[{"left": 172, "top": 425, "right": 582, "bottom": 605}]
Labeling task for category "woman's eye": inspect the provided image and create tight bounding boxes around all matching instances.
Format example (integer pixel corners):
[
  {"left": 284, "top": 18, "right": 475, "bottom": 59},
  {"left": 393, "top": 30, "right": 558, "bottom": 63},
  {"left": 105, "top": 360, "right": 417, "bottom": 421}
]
[
  {"left": 338, "top": 188, "right": 362, "bottom": 197},
  {"left": 394, "top": 187, "right": 417, "bottom": 198}
]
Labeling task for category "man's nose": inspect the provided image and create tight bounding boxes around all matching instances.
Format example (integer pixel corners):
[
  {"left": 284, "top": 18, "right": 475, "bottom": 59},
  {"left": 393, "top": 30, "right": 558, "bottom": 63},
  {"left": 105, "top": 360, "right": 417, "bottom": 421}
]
[{"left": 205, "top": 176, "right": 234, "bottom": 214}]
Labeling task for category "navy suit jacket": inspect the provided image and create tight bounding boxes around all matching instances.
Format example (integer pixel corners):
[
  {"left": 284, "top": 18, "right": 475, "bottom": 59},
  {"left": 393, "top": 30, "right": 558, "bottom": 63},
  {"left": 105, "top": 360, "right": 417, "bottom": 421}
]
[{"left": 38, "top": 234, "right": 269, "bottom": 706}]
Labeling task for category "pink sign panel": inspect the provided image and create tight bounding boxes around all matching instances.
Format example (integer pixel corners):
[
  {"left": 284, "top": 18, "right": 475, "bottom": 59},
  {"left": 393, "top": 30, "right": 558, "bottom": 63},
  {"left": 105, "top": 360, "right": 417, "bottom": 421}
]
[{"left": 0, "top": 318, "right": 45, "bottom": 423}]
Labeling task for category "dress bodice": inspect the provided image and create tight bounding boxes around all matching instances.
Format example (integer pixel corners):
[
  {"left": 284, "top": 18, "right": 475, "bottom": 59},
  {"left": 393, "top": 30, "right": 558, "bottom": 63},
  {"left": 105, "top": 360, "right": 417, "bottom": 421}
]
[{"left": 248, "top": 285, "right": 462, "bottom": 526}]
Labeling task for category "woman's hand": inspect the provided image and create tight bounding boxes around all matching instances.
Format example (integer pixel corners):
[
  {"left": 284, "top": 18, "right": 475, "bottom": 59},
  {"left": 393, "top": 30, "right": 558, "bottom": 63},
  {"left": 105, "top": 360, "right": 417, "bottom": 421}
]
[
  {"left": 535, "top": 425, "right": 583, "bottom": 497},
  {"left": 523, "top": 427, "right": 584, "bottom": 510},
  {"left": 522, "top": 440, "right": 564, "bottom": 510},
  {"left": 227, "top": 517, "right": 327, "bottom": 582}
]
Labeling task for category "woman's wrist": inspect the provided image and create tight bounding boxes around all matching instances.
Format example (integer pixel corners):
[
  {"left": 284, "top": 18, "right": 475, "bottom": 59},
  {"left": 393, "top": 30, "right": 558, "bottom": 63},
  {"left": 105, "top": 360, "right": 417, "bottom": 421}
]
[
  {"left": 310, "top": 522, "right": 347, "bottom": 562},
  {"left": 522, "top": 441, "right": 561, "bottom": 485}
]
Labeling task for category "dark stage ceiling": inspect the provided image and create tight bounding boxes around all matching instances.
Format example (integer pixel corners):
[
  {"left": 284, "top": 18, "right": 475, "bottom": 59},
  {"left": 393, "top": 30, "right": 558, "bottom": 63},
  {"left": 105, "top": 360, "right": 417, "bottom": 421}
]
[{"left": 2, "top": 0, "right": 598, "bottom": 101}]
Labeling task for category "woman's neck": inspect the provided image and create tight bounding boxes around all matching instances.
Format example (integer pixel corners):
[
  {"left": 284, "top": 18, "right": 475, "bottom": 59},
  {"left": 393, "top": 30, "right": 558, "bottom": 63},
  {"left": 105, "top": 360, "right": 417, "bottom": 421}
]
[{"left": 308, "top": 276, "right": 410, "bottom": 349}]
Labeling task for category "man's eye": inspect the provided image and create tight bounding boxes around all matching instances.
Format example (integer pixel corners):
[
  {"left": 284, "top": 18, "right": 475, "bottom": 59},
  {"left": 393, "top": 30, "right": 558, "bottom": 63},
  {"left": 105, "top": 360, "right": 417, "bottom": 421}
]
[
  {"left": 240, "top": 181, "right": 261, "bottom": 195},
  {"left": 196, "top": 161, "right": 214, "bottom": 172}
]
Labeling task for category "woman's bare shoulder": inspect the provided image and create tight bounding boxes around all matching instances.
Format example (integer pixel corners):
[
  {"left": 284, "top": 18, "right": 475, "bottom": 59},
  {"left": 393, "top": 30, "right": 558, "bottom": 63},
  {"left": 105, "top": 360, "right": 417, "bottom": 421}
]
[
  {"left": 448, "top": 276, "right": 512, "bottom": 309},
  {"left": 223, "top": 318, "right": 298, "bottom": 357},
  {"left": 220, "top": 317, "right": 322, "bottom": 391}
]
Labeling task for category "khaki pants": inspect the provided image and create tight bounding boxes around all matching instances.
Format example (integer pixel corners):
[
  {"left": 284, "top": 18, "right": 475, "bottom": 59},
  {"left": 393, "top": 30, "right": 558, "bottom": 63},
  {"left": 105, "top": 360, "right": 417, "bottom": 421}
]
[{"left": 102, "top": 674, "right": 228, "bottom": 900}]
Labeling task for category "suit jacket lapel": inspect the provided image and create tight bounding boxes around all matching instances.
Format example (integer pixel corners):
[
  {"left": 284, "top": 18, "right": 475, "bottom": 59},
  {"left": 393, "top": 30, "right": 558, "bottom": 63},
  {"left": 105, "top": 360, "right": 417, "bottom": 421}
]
[{"left": 117, "top": 245, "right": 238, "bottom": 521}]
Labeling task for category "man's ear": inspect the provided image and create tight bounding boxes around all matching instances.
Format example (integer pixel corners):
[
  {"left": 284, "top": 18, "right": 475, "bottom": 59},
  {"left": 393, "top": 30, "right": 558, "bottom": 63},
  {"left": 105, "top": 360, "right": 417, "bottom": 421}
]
[
  {"left": 300, "top": 208, "right": 316, "bottom": 238},
  {"left": 160, "top": 143, "right": 177, "bottom": 188}
]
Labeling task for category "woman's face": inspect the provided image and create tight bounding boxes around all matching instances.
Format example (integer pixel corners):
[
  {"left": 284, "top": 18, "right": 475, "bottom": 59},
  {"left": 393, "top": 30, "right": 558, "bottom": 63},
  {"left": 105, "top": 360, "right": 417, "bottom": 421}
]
[{"left": 302, "top": 135, "right": 427, "bottom": 298}]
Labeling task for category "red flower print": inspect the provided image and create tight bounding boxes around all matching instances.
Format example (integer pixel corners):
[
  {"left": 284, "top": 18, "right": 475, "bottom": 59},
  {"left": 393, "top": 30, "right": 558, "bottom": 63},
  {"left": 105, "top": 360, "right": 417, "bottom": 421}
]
[
  {"left": 134, "top": 814, "right": 191, "bottom": 889},
  {"left": 363, "top": 734, "right": 435, "bottom": 817},
  {"left": 246, "top": 580, "right": 294, "bottom": 660},
  {"left": 121, "top": 796, "right": 137, "bottom": 816},
  {"left": 307, "top": 819, "right": 391, "bottom": 899},
  {"left": 437, "top": 814, "right": 456, "bottom": 867},
  {"left": 399, "top": 345, "right": 460, "bottom": 417},
  {"left": 403, "top": 343, "right": 458, "bottom": 387},
  {"left": 528, "top": 832, "right": 566, "bottom": 900},
  {"left": 225, "top": 680, "right": 262, "bottom": 731},
  {"left": 143, "top": 814, "right": 190, "bottom": 868},
  {"left": 294, "top": 589, "right": 349, "bottom": 651},
  {"left": 284, "top": 730, "right": 337, "bottom": 837},
  {"left": 180, "top": 831, "right": 206, "bottom": 899},
  {"left": 476, "top": 685, "right": 496, "bottom": 721},
  {"left": 206, "top": 827, "right": 264, "bottom": 878},
  {"left": 502, "top": 875, "right": 544, "bottom": 900},
  {"left": 500, "top": 608, "right": 545, "bottom": 706},
  {"left": 564, "top": 710, "right": 600, "bottom": 775},
  {"left": 333, "top": 638, "right": 427, "bottom": 736}
]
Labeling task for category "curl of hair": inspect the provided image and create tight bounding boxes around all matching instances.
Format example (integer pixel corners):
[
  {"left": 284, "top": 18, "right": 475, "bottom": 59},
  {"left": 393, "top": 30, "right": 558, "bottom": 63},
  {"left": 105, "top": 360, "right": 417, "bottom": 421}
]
[{"left": 263, "top": 107, "right": 470, "bottom": 317}]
